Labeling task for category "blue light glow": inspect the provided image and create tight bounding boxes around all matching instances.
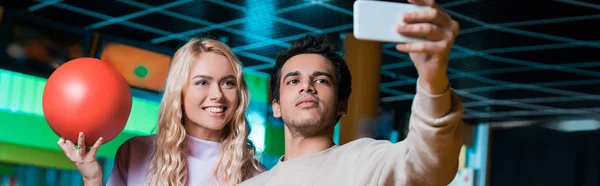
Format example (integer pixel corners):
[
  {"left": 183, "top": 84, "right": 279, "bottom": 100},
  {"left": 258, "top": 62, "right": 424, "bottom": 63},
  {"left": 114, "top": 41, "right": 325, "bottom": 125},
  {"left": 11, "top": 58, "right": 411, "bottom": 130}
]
[{"left": 247, "top": 110, "right": 266, "bottom": 152}]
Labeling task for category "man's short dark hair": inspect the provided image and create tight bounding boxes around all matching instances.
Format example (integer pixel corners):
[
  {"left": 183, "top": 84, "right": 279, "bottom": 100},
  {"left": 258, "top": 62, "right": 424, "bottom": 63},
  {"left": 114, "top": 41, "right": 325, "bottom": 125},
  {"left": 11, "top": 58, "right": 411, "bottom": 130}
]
[{"left": 270, "top": 34, "right": 352, "bottom": 104}]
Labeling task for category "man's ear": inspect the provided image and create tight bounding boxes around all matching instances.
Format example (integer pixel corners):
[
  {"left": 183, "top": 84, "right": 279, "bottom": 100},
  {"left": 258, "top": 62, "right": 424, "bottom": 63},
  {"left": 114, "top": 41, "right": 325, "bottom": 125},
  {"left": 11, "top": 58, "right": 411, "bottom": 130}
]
[
  {"left": 337, "top": 99, "right": 348, "bottom": 116},
  {"left": 272, "top": 99, "right": 281, "bottom": 118}
]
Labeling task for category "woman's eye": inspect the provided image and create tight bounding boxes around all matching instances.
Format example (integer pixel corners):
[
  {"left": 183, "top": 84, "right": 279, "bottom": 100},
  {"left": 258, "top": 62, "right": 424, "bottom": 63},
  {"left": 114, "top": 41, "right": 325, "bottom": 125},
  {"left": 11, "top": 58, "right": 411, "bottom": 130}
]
[
  {"left": 195, "top": 80, "right": 207, "bottom": 86},
  {"left": 222, "top": 80, "right": 236, "bottom": 87}
]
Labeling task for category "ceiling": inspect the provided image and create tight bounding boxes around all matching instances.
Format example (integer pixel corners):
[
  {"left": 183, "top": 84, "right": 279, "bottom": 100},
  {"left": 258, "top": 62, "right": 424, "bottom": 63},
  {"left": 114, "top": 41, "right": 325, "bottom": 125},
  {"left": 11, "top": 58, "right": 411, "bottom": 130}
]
[{"left": 2, "top": 0, "right": 599, "bottom": 124}]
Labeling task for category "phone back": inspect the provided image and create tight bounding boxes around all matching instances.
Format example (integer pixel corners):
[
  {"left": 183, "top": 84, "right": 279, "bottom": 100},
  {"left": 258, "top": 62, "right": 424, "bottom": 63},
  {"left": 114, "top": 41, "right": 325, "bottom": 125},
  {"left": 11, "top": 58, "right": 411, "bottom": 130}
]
[{"left": 353, "top": 0, "right": 430, "bottom": 43}]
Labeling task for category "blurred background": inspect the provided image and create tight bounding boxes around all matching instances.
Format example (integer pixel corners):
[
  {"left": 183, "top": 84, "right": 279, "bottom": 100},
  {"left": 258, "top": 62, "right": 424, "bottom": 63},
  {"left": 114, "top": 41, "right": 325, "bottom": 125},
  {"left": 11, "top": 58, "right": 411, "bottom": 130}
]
[{"left": 0, "top": 0, "right": 598, "bottom": 186}]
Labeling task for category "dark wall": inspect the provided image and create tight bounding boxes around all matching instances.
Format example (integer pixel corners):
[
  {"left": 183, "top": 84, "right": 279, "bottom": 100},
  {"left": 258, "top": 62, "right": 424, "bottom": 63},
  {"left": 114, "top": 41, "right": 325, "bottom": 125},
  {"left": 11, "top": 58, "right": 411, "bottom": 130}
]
[{"left": 490, "top": 126, "right": 600, "bottom": 186}]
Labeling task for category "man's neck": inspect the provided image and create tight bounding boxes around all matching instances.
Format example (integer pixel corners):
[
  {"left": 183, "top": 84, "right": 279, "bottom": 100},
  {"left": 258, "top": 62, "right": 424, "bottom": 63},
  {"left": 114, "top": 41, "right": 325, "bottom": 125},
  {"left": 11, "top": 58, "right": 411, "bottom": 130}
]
[{"left": 283, "top": 126, "right": 334, "bottom": 161}]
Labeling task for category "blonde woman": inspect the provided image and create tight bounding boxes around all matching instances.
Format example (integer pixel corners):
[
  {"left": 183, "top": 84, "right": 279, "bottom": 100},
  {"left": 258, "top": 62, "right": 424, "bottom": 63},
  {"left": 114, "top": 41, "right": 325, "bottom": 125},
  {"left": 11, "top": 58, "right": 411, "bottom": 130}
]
[{"left": 57, "top": 38, "right": 264, "bottom": 186}]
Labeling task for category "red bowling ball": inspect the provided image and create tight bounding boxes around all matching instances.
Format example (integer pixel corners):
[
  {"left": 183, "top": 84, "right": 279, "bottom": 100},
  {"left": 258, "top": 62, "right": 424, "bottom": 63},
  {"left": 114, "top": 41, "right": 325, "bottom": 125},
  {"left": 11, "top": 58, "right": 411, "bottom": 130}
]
[{"left": 42, "top": 57, "right": 132, "bottom": 147}]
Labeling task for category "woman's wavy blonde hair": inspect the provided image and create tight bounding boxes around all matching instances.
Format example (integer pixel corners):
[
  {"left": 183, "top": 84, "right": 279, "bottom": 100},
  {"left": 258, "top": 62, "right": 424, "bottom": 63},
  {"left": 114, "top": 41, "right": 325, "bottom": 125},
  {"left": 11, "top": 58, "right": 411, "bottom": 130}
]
[{"left": 146, "top": 38, "right": 263, "bottom": 186}]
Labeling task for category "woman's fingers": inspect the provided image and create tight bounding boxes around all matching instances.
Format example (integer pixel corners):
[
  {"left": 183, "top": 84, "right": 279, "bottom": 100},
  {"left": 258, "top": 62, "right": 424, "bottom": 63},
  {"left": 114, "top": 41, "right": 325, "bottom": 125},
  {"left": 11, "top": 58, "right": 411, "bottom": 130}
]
[
  {"left": 57, "top": 138, "right": 72, "bottom": 158},
  {"left": 86, "top": 137, "right": 103, "bottom": 159},
  {"left": 77, "top": 132, "right": 86, "bottom": 156}
]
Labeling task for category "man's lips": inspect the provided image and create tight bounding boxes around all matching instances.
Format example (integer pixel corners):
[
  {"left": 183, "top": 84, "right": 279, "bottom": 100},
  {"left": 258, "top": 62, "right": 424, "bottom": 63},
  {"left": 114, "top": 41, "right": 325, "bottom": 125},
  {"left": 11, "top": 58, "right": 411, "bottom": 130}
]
[{"left": 296, "top": 96, "right": 318, "bottom": 107}]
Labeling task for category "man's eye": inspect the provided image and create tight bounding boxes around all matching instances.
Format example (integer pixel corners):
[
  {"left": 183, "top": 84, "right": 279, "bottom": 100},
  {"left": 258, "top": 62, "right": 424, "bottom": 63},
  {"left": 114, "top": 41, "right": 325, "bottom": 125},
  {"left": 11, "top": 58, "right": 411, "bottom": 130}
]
[{"left": 315, "top": 79, "right": 329, "bottom": 84}]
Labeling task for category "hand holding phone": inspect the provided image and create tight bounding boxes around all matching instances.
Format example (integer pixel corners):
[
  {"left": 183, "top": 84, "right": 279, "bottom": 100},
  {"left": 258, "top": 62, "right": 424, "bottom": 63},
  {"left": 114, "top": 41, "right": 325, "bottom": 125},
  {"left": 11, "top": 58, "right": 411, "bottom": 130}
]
[{"left": 355, "top": 0, "right": 461, "bottom": 95}]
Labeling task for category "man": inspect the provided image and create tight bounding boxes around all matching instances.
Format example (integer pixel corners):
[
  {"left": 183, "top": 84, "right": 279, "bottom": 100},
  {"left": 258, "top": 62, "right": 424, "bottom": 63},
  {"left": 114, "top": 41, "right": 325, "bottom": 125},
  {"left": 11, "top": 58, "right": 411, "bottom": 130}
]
[{"left": 241, "top": 0, "right": 463, "bottom": 185}]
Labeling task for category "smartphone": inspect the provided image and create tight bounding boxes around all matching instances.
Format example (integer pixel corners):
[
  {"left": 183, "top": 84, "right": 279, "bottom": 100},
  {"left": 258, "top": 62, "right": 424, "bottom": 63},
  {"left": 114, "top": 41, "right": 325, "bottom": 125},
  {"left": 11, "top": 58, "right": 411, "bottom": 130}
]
[{"left": 353, "top": 0, "right": 430, "bottom": 43}]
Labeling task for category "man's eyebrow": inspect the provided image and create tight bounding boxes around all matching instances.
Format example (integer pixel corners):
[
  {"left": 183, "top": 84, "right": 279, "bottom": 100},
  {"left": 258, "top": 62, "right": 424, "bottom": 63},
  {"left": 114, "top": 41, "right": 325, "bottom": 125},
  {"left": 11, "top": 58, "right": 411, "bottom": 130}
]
[
  {"left": 283, "top": 71, "right": 300, "bottom": 81},
  {"left": 312, "top": 71, "right": 333, "bottom": 80}
]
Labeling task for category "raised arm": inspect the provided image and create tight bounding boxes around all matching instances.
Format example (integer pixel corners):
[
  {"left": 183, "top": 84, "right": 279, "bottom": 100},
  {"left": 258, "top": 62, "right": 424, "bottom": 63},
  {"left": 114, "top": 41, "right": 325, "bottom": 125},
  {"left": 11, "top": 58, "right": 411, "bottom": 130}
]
[
  {"left": 399, "top": 82, "right": 464, "bottom": 185},
  {"left": 394, "top": 0, "right": 463, "bottom": 185},
  {"left": 347, "top": 83, "right": 463, "bottom": 186}
]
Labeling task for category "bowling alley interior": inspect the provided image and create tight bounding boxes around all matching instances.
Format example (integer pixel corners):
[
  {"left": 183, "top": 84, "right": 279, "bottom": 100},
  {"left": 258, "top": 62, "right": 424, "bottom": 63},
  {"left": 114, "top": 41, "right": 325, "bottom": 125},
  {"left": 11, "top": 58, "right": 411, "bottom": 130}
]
[{"left": 0, "top": 1, "right": 599, "bottom": 186}]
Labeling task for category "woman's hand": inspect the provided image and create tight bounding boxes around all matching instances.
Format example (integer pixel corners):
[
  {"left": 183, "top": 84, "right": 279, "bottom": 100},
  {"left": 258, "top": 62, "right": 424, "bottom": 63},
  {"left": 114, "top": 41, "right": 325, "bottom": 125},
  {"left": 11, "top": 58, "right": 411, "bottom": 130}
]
[{"left": 57, "top": 132, "right": 104, "bottom": 185}]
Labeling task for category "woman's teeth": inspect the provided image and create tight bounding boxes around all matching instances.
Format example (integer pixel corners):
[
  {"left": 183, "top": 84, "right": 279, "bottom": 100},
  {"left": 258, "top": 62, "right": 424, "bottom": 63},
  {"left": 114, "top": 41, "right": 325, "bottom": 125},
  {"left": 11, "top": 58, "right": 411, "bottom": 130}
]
[{"left": 206, "top": 107, "right": 224, "bottom": 113}]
